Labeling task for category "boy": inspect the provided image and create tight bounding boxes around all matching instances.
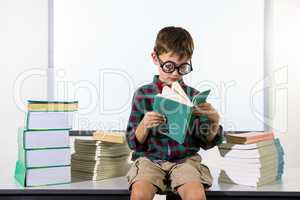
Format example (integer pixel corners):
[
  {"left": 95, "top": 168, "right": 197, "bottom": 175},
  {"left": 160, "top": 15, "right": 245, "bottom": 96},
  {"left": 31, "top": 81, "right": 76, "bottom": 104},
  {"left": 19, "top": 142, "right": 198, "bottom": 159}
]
[{"left": 126, "top": 26, "right": 223, "bottom": 200}]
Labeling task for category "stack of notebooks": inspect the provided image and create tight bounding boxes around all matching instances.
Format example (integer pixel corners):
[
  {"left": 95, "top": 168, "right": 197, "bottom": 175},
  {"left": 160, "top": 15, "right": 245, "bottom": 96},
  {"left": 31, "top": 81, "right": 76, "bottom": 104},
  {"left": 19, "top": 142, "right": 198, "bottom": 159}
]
[
  {"left": 71, "top": 131, "right": 131, "bottom": 181},
  {"left": 218, "top": 131, "right": 284, "bottom": 187},
  {"left": 14, "top": 100, "right": 78, "bottom": 187}
]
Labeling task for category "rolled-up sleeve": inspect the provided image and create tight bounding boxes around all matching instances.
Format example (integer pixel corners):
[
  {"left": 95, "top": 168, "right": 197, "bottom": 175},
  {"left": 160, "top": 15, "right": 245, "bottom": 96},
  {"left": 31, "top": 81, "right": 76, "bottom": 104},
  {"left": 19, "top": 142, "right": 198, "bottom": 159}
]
[{"left": 125, "top": 90, "right": 146, "bottom": 151}]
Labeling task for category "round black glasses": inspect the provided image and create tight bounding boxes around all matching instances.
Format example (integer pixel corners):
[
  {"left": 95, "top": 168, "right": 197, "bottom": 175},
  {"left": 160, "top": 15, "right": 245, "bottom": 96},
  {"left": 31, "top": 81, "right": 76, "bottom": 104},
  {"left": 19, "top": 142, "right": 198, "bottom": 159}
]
[{"left": 156, "top": 53, "right": 193, "bottom": 75}]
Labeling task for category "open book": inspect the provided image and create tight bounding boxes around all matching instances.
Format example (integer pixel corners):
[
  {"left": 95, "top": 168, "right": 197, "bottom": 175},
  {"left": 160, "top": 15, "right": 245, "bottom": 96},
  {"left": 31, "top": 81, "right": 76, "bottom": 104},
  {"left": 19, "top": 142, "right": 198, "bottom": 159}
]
[{"left": 153, "top": 81, "right": 210, "bottom": 144}]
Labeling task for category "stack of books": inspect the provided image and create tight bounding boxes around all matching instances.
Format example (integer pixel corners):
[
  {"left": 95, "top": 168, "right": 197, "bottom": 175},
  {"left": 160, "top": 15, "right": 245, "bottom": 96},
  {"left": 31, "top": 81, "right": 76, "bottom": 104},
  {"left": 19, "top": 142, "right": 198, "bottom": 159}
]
[
  {"left": 71, "top": 132, "right": 131, "bottom": 181},
  {"left": 14, "top": 100, "right": 78, "bottom": 187},
  {"left": 218, "top": 131, "right": 284, "bottom": 187}
]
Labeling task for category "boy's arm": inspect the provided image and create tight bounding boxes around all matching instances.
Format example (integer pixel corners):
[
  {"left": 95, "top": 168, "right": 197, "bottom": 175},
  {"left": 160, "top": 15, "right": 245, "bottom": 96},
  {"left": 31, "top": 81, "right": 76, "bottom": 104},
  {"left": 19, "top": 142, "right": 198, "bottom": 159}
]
[
  {"left": 206, "top": 122, "right": 223, "bottom": 144},
  {"left": 189, "top": 89, "right": 224, "bottom": 149},
  {"left": 135, "top": 119, "right": 150, "bottom": 144},
  {"left": 206, "top": 123, "right": 224, "bottom": 148},
  {"left": 125, "top": 90, "right": 147, "bottom": 151},
  {"left": 190, "top": 118, "right": 224, "bottom": 150}
]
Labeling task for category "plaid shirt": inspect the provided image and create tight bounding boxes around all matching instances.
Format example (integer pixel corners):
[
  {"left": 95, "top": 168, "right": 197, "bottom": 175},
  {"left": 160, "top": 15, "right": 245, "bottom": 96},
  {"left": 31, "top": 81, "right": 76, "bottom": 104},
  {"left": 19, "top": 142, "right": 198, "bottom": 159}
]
[{"left": 126, "top": 75, "right": 224, "bottom": 162}]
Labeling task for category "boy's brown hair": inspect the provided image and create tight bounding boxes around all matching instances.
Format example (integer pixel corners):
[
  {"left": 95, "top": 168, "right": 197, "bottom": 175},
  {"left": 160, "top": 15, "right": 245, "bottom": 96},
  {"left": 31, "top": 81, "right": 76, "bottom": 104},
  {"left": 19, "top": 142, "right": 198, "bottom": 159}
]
[{"left": 154, "top": 26, "right": 194, "bottom": 60}]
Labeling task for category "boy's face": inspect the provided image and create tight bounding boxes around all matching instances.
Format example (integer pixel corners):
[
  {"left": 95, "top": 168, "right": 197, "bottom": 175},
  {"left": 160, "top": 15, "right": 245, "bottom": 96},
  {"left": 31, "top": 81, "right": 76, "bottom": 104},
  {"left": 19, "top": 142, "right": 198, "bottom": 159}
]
[{"left": 151, "top": 52, "right": 190, "bottom": 85}]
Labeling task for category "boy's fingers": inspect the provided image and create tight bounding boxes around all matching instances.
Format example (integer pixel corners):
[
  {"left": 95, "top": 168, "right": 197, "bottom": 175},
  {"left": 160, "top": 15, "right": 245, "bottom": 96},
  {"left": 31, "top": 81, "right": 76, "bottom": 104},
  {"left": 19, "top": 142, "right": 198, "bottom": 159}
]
[
  {"left": 148, "top": 116, "right": 166, "bottom": 121},
  {"left": 196, "top": 104, "right": 210, "bottom": 109},
  {"left": 193, "top": 109, "right": 211, "bottom": 115},
  {"left": 198, "top": 103, "right": 211, "bottom": 107},
  {"left": 197, "top": 103, "right": 212, "bottom": 108},
  {"left": 200, "top": 111, "right": 211, "bottom": 115},
  {"left": 196, "top": 108, "right": 212, "bottom": 113},
  {"left": 146, "top": 120, "right": 164, "bottom": 128},
  {"left": 151, "top": 123, "right": 160, "bottom": 127},
  {"left": 151, "top": 118, "right": 166, "bottom": 123},
  {"left": 149, "top": 114, "right": 166, "bottom": 121},
  {"left": 195, "top": 105, "right": 214, "bottom": 111},
  {"left": 146, "top": 118, "right": 165, "bottom": 123},
  {"left": 194, "top": 107, "right": 206, "bottom": 112},
  {"left": 147, "top": 112, "right": 164, "bottom": 117}
]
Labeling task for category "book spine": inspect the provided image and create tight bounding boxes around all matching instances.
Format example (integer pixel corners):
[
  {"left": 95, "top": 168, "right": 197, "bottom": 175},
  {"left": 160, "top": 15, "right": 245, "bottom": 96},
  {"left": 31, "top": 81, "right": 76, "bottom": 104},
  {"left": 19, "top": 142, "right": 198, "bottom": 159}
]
[
  {"left": 25, "top": 112, "right": 30, "bottom": 130},
  {"left": 17, "top": 128, "right": 27, "bottom": 166},
  {"left": 28, "top": 100, "right": 78, "bottom": 104},
  {"left": 14, "top": 160, "right": 26, "bottom": 187}
]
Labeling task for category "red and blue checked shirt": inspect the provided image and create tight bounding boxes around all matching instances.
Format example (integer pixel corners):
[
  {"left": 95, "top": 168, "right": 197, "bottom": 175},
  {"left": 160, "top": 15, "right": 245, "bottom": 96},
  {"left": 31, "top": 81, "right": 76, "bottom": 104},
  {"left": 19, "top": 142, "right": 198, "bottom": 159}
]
[{"left": 126, "top": 75, "right": 224, "bottom": 162}]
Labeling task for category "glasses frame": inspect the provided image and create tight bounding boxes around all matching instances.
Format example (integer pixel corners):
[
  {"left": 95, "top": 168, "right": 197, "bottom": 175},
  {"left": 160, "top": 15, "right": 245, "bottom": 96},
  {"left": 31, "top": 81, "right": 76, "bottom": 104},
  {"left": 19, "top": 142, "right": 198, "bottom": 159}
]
[{"left": 155, "top": 52, "right": 193, "bottom": 75}]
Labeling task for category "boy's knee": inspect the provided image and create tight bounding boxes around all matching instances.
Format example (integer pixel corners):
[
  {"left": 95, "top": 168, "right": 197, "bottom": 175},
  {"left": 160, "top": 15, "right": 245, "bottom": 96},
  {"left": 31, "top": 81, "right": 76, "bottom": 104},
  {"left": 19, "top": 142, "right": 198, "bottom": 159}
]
[
  {"left": 184, "top": 191, "right": 206, "bottom": 200},
  {"left": 177, "top": 183, "right": 206, "bottom": 200},
  {"left": 130, "top": 181, "right": 157, "bottom": 200},
  {"left": 131, "top": 190, "right": 151, "bottom": 200}
]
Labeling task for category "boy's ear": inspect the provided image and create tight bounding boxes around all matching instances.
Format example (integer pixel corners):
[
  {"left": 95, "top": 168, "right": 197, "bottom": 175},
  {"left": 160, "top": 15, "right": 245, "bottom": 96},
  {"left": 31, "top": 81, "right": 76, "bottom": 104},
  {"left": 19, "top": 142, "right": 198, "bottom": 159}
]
[{"left": 151, "top": 52, "right": 159, "bottom": 66}]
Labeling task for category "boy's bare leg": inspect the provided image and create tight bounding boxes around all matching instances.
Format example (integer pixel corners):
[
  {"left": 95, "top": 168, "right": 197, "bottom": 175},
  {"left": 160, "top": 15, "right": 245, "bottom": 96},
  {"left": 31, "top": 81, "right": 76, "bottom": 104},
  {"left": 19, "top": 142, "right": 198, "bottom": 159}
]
[
  {"left": 176, "top": 181, "right": 206, "bottom": 200},
  {"left": 130, "top": 180, "right": 158, "bottom": 200}
]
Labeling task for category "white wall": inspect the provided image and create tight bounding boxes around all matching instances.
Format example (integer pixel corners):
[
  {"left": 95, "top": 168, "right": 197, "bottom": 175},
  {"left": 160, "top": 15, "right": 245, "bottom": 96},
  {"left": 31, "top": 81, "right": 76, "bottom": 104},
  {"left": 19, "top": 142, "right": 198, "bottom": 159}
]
[
  {"left": 265, "top": 0, "right": 300, "bottom": 168},
  {"left": 54, "top": 0, "right": 264, "bottom": 132},
  {"left": 53, "top": 0, "right": 266, "bottom": 174},
  {"left": 0, "top": 0, "right": 48, "bottom": 179}
]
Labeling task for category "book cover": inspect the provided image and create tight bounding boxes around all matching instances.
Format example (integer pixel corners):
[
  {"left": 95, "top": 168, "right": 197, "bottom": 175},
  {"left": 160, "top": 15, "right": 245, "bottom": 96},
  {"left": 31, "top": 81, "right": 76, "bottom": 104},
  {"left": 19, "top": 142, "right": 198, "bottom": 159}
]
[
  {"left": 92, "top": 131, "right": 126, "bottom": 144},
  {"left": 225, "top": 131, "right": 274, "bottom": 144},
  {"left": 14, "top": 160, "right": 71, "bottom": 187},
  {"left": 27, "top": 100, "right": 78, "bottom": 112},
  {"left": 25, "top": 111, "right": 74, "bottom": 130},
  {"left": 18, "top": 127, "right": 70, "bottom": 149},
  {"left": 28, "top": 100, "right": 78, "bottom": 104},
  {"left": 153, "top": 81, "right": 210, "bottom": 144},
  {"left": 18, "top": 147, "right": 71, "bottom": 168}
]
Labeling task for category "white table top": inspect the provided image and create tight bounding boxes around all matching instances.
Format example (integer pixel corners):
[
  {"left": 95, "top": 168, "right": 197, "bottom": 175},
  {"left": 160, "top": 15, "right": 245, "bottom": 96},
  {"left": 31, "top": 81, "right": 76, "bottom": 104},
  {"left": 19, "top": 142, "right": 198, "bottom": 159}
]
[{"left": 1, "top": 167, "right": 300, "bottom": 193}]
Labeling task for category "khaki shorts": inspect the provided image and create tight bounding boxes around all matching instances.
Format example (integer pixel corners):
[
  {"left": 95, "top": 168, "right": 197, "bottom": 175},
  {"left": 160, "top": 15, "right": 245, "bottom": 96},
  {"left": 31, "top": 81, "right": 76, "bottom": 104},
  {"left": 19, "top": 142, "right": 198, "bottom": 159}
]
[{"left": 126, "top": 154, "right": 213, "bottom": 194}]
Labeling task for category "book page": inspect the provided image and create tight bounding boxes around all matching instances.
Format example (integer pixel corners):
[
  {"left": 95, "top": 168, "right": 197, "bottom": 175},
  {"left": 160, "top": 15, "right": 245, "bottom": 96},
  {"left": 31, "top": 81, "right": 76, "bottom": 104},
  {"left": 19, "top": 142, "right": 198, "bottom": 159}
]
[
  {"left": 171, "top": 82, "right": 191, "bottom": 104},
  {"left": 159, "top": 85, "right": 192, "bottom": 106}
]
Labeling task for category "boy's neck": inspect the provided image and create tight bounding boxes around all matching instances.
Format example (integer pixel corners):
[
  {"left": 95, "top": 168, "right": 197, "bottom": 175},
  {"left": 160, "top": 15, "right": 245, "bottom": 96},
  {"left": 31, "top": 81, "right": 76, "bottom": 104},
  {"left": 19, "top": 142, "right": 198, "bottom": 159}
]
[
  {"left": 158, "top": 76, "right": 172, "bottom": 86},
  {"left": 158, "top": 75, "right": 184, "bottom": 86}
]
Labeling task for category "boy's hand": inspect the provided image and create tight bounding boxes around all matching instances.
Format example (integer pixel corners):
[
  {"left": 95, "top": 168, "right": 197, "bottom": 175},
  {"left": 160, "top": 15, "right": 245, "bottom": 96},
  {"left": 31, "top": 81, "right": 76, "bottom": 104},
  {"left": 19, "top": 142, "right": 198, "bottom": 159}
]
[
  {"left": 193, "top": 103, "right": 220, "bottom": 125},
  {"left": 135, "top": 111, "right": 166, "bottom": 144},
  {"left": 193, "top": 103, "right": 220, "bottom": 138},
  {"left": 142, "top": 111, "right": 166, "bottom": 129}
]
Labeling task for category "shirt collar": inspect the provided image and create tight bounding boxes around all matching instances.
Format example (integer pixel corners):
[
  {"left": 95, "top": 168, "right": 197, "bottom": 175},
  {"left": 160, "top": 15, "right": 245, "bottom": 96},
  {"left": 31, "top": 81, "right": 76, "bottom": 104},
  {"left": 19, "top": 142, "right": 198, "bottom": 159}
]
[{"left": 152, "top": 75, "right": 185, "bottom": 93}]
